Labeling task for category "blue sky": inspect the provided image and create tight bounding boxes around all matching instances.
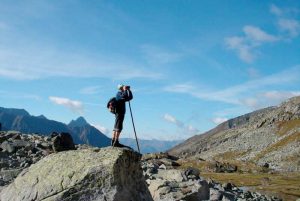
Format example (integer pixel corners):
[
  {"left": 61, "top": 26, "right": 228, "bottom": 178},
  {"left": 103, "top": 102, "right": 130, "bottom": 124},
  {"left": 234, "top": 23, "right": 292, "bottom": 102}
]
[{"left": 0, "top": 0, "right": 300, "bottom": 140}]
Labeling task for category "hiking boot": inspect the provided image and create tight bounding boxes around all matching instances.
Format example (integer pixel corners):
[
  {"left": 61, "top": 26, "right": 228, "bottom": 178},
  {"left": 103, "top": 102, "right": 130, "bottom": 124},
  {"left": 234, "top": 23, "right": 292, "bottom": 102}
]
[{"left": 114, "top": 140, "right": 125, "bottom": 148}]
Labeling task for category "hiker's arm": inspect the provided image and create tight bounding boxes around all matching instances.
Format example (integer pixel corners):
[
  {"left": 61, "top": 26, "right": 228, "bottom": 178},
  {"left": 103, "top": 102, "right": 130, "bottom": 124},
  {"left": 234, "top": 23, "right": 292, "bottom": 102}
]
[
  {"left": 116, "top": 91, "right": 129, "bottom": 101},
  {"left": 125, "top": 90, "right": 133, "bottom": 101}
]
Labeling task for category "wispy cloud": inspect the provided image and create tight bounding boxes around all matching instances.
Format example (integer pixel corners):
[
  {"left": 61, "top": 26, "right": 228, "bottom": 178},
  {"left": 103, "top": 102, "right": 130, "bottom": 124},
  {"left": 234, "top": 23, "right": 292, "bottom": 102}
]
[
  {"left": 225, "top": 4, "right": 299, "bottom": 63},
  {"left": 271, "top": 4, "right": 300, "bottom": 38},
  {"left": 225, "top": 36, "right": 254, "bottom": 63},
  {"left": 0, "top": 45, "right": 163, "bottom": 80},
  {"left": 141, "top": 44, "right": 183, "bottom": 65},
  {"left": 91, "top": 123, "right": 110, "bottom": 135},
  {"left": 270, "top": 4, "right": 283, "bottom": 16},
  {"left": 163, "top": 113, "right": 199, "bottom": 136},
  {"left": 247, "top": 67, "right": 260, "bottom": 79},
  {"left": 80, "top": 86, "right": 102, "bottom": 95},
  {"left": 0, "top": 91, "right": 41, "bottom": 101},
  {"left": 244, "top": 25, "right": 279, "bottom": 42},
  {"left": 164, "top": 65, "right": 300, "bottom": 107},
  {"left": 225, "top": 26, "right": 279, "bottom": 63},
  {"left": 164, "top": 113, "right": 184, "bottom": 127},
  {"left": 278, "top": 18, "right": 300, "bottom": 38},
  {"left": 49, "top": 96, "right": 84, "bottom": 114}
]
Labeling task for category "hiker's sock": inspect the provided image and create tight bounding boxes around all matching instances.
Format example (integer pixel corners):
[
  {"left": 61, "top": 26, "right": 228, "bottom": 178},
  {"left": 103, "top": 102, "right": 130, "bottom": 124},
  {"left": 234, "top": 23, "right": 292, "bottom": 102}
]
[{"left": 111, "top": 138, "right": 115, "bottom": 146}]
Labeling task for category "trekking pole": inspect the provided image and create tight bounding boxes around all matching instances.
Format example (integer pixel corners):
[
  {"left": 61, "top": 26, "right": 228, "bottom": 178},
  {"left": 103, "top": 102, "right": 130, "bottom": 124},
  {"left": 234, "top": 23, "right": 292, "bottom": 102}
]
[{"left": 128, "top": 101, "right": 141, "bottom": 153}]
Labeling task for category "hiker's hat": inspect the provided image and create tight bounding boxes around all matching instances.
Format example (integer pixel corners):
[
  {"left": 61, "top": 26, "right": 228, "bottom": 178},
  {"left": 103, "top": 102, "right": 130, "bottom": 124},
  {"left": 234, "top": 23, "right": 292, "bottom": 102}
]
[{"left": 117, "top": 84, "right": 124, "bottom": 89}]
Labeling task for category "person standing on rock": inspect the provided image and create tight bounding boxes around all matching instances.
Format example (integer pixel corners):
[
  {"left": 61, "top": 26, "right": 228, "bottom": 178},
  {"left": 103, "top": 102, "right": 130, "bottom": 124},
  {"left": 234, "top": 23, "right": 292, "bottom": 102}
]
[{"left": 111, "top": 84, "right": 133, "bottom": 147}]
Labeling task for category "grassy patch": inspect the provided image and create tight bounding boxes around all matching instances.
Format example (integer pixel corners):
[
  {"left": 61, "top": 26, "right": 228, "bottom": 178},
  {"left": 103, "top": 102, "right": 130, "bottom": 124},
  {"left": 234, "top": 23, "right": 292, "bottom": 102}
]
[
  {"left": 177, "top": 158, "right": 263, "bottom": 174},
  {"left": 201, "top": 172, "right": 300, "bottom": 201},
  {"left": 277, "top": 119, "right": 300, "bottom": 136},
  {"left": 213, "top": 151, "right": 248, "bottom": 161},
  {"left": 253, "top": 132, "right": 300, "bottom": 161}
]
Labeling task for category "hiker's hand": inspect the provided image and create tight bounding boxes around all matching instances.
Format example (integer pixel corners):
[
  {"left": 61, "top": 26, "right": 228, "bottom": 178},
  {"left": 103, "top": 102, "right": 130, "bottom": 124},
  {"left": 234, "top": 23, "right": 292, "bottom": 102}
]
[{"left": 123, "top": 85, "right": 130, "bottom": 90}]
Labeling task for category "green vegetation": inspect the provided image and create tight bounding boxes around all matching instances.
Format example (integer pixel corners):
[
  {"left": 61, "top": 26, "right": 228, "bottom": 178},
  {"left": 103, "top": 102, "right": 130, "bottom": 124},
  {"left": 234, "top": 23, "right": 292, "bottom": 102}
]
[
  {"left": 201, "top": 172, "right": 300, "bottom": 201},
  {"left": 178, "top": 159, "right": 300, "bottom": 201}
]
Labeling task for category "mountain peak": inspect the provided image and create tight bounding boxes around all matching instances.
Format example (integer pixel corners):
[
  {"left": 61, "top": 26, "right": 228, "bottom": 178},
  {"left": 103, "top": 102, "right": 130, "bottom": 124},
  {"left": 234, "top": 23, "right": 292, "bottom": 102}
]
[
  {"left": 68, "top": 116, "right": 89, "bottom": 127},
  {"left": 36, "top": 115, "right": 47, "bottom": 119},
  {"left": 0, "top": 107, "right": 30, "bottom": 116}
]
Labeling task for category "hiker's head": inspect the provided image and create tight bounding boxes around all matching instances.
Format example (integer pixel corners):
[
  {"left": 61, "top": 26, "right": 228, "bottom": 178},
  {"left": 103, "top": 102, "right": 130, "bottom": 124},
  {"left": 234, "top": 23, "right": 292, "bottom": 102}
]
[
  {"left": 118, "top": 84, "right": 130, "bottom": 91},
  {"left": 117, "top": 84, "right": 124, "bottom": 90}
]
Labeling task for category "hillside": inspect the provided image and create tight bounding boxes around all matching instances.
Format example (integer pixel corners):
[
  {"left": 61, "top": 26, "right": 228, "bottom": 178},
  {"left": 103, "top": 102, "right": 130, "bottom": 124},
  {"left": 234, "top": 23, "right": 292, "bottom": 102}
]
[{"left": 168, "top": 96, "right": 300, "bottom": 172}]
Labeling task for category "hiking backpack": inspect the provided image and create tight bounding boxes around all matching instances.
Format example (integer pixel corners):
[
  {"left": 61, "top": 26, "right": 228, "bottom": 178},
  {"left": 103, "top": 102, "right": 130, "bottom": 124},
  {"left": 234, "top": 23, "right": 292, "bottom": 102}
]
[{"left": 107, "top": 97, "right": 117, "bottom": 114}]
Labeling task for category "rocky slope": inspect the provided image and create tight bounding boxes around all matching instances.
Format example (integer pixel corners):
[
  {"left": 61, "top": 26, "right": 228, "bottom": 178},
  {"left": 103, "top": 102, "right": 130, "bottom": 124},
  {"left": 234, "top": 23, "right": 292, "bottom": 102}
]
[
  {"left": 168, "top": 96, "right": 300, "bottom": 172},
  {"left": 1, "top": 131, "right": 282, "bottom": 201}
]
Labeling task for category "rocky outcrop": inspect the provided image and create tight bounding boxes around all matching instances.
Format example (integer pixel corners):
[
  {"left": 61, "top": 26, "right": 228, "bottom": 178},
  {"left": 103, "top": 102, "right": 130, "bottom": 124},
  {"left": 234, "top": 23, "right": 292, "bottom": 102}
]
[
  {"left": 142, "top": 154, "right": 281, "bottom": 201},
  {"left": 0, "top": 131, "right": 81, "bottom": 187},
  {"left": 168, "top": 96, "right": 300, "bottom": 172},
  {"left": 0, "top": 147, "right": 152, "bottom": 201}
]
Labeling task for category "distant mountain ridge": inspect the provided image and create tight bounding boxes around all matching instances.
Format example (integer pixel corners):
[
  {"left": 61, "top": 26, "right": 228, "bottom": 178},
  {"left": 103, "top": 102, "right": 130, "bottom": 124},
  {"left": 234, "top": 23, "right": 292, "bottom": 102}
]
[
  {"left": 0, "top": 107, "right": 181, "bottom": 153},
  {"left": 120, "top": 138, "right": 182, "bottom": 154},
  {"left": 0, "top": 107, "right": 110, "bottom": 147},
  {"left": 168, "top": 96, "right": 300, "bottom": 172}
]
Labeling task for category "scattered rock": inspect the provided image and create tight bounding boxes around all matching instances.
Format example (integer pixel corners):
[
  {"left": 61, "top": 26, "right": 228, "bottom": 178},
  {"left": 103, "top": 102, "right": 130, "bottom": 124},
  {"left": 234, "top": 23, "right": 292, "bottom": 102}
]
[{"left": 51, "top": 132, "right": 76, "bottom": 152}]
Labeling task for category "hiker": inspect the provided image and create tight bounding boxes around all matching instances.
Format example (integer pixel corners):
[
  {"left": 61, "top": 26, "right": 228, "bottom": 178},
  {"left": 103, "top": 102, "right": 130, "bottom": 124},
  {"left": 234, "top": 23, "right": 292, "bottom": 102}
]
[{"left": 111, "top": 84, "right": 133, "bottom": 147}]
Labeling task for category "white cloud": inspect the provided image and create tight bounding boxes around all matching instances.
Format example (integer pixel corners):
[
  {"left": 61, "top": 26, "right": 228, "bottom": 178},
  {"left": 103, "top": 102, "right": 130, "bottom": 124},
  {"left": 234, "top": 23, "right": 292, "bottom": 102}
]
[
  {"left": 225, "top": 36, "right": 255, "bottom": 63},
  {"left": 270, "top": 4, "right": 300, "bottom": 38},
  {"left": 243, "top": 25, "right": 279, "bottom": 42},
  {"left": 225, "top": 26, "right": 278, "bottom": 63},
  {"left": 226, "top": 4, "right": 300, "bottom": 63},
  {"left": 163, "top": 113, "right": 199, "bottom": 135},
  {"left": 91, "top": 124, "right": 110, "bottom": 135},
  {"left": 270, "top": 4, "right": 283, "bottom": 16},
  {"left": 49, "top": 96, "right": 84, "bottom": 114},
  {"left": 186, "top": 125, "right": 199, "bottom": 133},
  {"left": 163, "top": 113, "right": 184, "bottom": 127},
  {"left": 212, "top": 117, "right": 228, "bottom": 125},
  {"left": 278, "top": 18, "right": 300, "bottom": 37}
]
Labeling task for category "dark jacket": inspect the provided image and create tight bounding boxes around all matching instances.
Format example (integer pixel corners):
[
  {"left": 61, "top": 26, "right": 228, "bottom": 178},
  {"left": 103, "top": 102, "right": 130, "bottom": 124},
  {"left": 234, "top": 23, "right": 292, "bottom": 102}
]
[{"left": 115, "top": 90, "right": 133, "bottom": 114}]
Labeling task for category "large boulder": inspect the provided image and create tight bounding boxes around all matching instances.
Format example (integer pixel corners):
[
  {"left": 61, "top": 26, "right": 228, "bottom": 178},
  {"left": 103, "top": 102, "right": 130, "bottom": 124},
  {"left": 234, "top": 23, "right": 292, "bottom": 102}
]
[{"left": 0, "top": 147, "right": 153, "bottom": 201}]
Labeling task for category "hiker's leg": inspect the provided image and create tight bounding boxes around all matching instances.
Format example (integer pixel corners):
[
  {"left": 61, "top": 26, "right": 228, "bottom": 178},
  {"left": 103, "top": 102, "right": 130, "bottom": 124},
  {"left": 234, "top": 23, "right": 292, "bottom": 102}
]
[
  {"left": 115, "top": 131, "right": 121, "bottom": 141},
  {"left": 111, "top": 130, "right": 117, "bottom": 146},
  {"left": 113, "top": 114, "right": 124, "bottom": 147}
]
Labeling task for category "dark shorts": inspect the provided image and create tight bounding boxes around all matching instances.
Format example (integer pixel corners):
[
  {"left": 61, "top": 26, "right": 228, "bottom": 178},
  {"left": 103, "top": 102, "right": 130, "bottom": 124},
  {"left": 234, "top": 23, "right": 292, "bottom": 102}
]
[{"left": 114, "top": 113, "right": 125, "bottom": 132}]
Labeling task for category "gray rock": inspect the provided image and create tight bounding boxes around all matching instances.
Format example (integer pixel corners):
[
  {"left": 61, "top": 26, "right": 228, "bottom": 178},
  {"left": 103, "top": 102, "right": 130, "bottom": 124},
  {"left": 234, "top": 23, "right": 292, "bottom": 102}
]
[
  {"left": 0, "top": 147, "right": 153, "bottom": 201},
  {"left": 210, "top": 188, "right": 223, "bottom": 201},
  {"left": 184, "top": 167, "right": 200, "bottom": 180},
  {"left": 51, "top": 132, "right": 75, "bottom": 152},
  {"left": 0, "top": 169, "right": 22, "bottom": 183},
  {"left": 0, "top": 141, "right": 15, "bottom": 153}
]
